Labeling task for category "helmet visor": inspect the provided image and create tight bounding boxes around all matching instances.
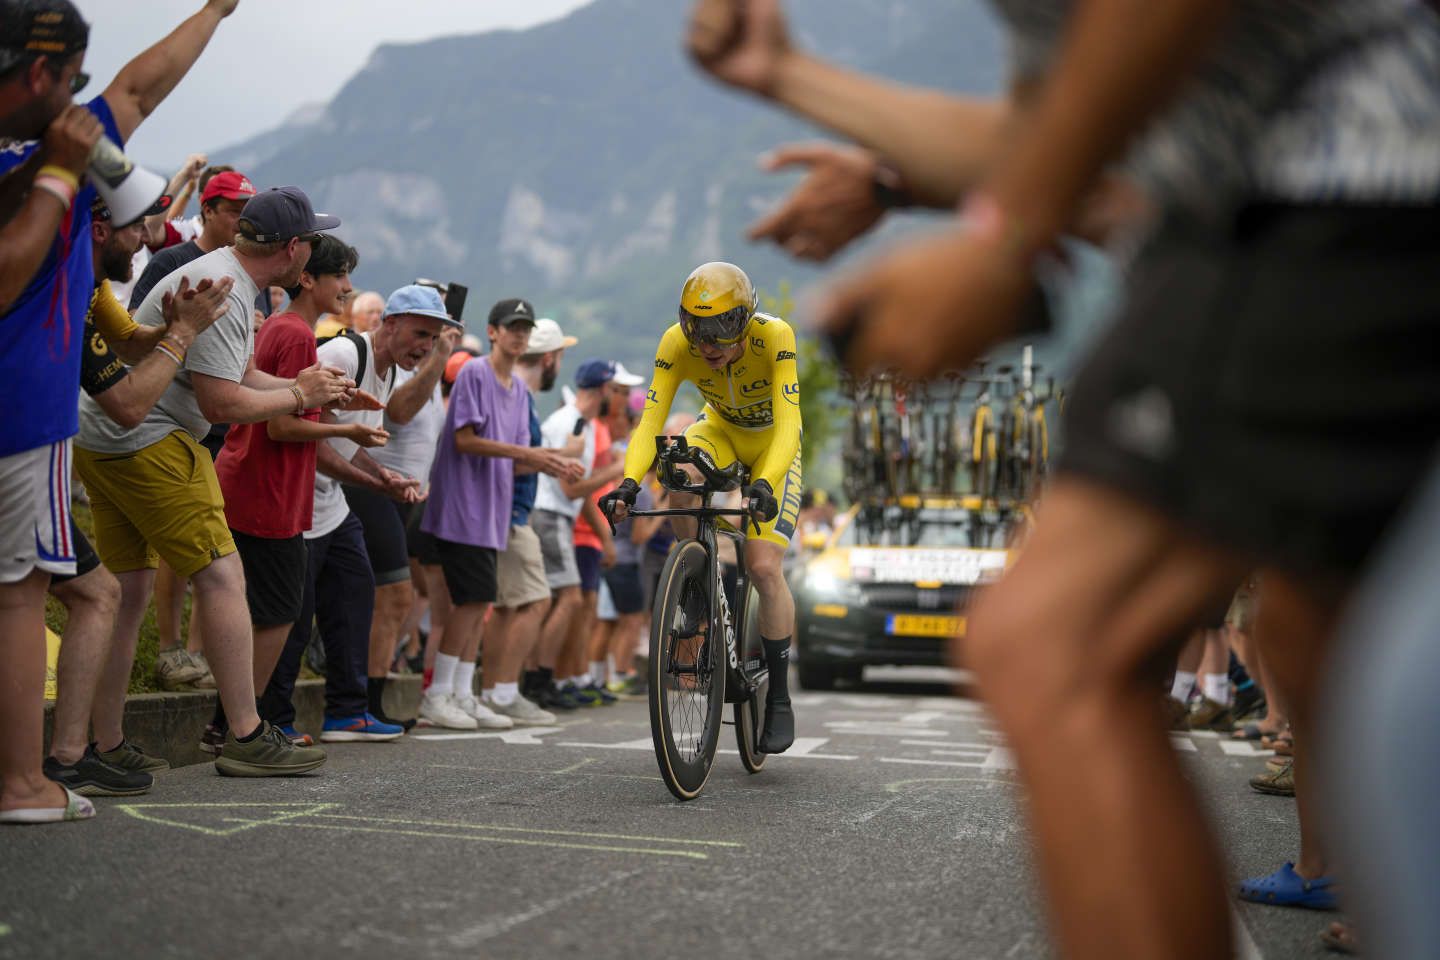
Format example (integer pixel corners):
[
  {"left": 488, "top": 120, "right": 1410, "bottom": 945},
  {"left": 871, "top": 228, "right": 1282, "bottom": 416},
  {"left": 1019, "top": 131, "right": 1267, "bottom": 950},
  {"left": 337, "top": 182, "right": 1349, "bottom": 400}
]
[{"left": 679, "top": 304, "right": 750, "bottom": 346}]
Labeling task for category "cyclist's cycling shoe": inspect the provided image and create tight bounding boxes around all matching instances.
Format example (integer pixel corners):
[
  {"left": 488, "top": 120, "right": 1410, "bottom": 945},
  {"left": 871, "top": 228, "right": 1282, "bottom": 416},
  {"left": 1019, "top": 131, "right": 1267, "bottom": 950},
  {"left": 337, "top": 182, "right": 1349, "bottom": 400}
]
[
  {"left": 757, "top": 696, "right": 794, "bottom": 754},
  {"left": 674, "top": 582, "right": 707, "bottom": 638}
]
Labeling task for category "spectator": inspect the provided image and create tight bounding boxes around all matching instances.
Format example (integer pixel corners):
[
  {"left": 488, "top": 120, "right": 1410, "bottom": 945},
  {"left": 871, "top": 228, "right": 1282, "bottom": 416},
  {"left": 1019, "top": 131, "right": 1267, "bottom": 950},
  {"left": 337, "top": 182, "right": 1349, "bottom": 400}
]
[
  {"left": 258, "top": 283, "right": 446, "bottom": 744},
  {"left": 75, "top": 185, "right": 348, "bottom": 777},
  {"left": 214, "top": 235, "right": 387, "bottom": 750},
  {"left": 316, "top": 288, "right": 382, "bottom": 339},
  {"left": 129, "top": 169, "right": 255, "bottom": 310},
  {"left": 489, "top": 318, "right": 580, "bottom": 725},
  {"left": 525, "top": 360, "right": 625, "bottom": 711},
  {"left": 116, "top": 152, "right": 208, "bottom": 305},
  {"left": 0, "top": 0, "right": 237, "bottom": 822},
  {"left": 418, "top": 299, "right": 575, "bottom": 730}
]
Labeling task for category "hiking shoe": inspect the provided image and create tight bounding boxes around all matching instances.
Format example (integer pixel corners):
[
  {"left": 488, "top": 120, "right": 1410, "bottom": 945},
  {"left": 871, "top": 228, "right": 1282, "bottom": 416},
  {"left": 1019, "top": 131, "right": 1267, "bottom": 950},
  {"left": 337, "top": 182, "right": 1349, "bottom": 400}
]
[
  {"left": 535, "top": 683, "right": 580, "bottom": 711},
  {"left": 1250, "top": 760, "right": 1296, "bottom": 796},
  {"left": 45, "top": 745, "right": 152, "bottom": 797},
  {"left": 277, "top": 725, "right": 315, "bottom": 747},
  {"left": 417, "top": 691, "right": 478, "bottom": 730},
  {"left": 484, "top": 693, "right": 556, "bottom": 726},
  {"left": 156, "top": 647, "right": 206, "bottom": 690},
  {"left": 198, "top": 723, "right": 226, "bottom": 756},
  {"left": 320, "top": 713, "right": 404, "bottom": 743},
  {"left": 97, "top": 739, "right": 170, "bottom": 773},
  {"left": 1165, "top": 696, "right": 1190, "bottom": 731},
  {"left": 189, "top": 651, "right": 216, "bottom": 690},
  {"left": 454, "top": 694, "right": 514, "bottom": 731},
  {"left": 1187, "top": 696, "right": 1235, "bottom": 732},
  {"left": 215, "top": 722, "right": 327, "bottom": 777}
]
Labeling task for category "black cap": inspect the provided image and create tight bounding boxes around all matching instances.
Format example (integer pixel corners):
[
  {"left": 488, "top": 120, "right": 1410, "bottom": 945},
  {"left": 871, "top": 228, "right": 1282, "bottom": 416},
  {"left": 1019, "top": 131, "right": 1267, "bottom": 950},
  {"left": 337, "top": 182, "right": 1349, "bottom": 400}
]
[
  {"left": 487, "top": 298, "right": 536, "bottom": 328},
  {"left": 0, "top": 0, "right": 88, "bottom": 58},
  {"left": 236, "top": 186, "right": 340, "bottom": 243}
]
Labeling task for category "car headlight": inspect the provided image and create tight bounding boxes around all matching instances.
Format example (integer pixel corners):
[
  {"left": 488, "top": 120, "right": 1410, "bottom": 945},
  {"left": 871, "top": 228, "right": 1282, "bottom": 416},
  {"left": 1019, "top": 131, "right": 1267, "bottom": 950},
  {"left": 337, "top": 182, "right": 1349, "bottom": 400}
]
[{"left": 804, "top": 569, "right": 864, "bottom": 604}]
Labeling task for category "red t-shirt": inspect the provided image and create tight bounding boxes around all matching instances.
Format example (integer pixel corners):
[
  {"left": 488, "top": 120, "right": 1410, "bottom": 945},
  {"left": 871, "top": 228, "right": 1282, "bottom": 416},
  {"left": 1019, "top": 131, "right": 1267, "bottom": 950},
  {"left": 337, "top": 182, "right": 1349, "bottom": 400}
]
[
  {"left": 214, "top": 312, "right": 320, "bottom": 538},
  {"left": 572, "top": 418, "right": 612, "bottom": 550}
]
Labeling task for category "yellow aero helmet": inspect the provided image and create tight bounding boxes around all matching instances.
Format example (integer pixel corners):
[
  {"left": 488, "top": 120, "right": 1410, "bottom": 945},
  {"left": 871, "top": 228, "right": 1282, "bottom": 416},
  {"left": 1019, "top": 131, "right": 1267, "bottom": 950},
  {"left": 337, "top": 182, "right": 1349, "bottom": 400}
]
[{"left": 678, "top": 261, "right": 757, "bottom": 346}]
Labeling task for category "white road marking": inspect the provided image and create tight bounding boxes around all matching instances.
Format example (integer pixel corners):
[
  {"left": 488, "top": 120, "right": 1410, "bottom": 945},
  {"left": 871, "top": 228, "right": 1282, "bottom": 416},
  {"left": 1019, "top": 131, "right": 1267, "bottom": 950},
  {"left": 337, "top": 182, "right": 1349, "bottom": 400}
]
[
  {"left": 899, "top": 739, "right": 992, "bottom": 750},
  {"left": 1171, "top": 735, "right": 1198, "bottom": 752},
  {"left": 1218, "top": 741, "right": 1274, "bottom": 758},
  {"left": 412, "top": 727, "right": 563, "bottom": 744},
  {"left": 823, "top": 722, "right": 948, "bottom": 737}
]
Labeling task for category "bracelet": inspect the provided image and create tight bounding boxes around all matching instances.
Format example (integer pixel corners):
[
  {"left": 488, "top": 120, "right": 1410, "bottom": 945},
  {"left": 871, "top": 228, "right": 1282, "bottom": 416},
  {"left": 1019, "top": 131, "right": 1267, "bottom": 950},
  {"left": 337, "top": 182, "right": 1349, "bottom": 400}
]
[
  {"left": 32, "top": 175, "right": 76, "bottom": 211},
  {"left": 290, "top": 384, "right": 306, "bottom": 415},
  {"left": 36, "top": 165, "right": 80, "bottom": 191},
  {"left": 154, "top": 339, "right": 185, "bottom": 367}
]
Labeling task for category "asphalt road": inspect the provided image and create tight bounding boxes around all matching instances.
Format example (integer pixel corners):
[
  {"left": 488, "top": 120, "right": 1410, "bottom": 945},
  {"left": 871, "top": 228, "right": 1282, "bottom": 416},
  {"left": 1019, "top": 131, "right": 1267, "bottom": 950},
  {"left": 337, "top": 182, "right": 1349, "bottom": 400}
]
[{"left": 1, "top": 671, "right": 1336, "bottom": 960}]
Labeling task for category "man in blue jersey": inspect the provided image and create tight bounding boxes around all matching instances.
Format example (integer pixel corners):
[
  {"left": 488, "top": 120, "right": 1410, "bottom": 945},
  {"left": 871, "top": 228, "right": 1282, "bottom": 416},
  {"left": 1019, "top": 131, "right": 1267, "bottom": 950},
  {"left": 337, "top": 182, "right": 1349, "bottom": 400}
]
[{"left": 0, "top": 0, "right": 239, "bottom": 825}]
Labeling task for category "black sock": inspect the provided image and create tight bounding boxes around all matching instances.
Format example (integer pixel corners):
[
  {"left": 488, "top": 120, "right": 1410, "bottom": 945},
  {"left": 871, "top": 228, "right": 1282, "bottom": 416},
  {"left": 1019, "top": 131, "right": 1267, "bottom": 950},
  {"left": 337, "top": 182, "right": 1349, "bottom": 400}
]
[
  {"left": 537, "top": 666, "right": 554, "bottom": 689},
  {"left": 762, "top": 637, "right": 791, "bottom": 702},
  {"left": 211, "top": 700, "right": 228, "bottom": 732},
  {"left": 367, "top": 676, "right": 386, "bottom": 716},
  {"left": 236, "top": 722, "right": 264, "bottom": 742},
  {"left": 522, "top": 670, "right": 541, "bottom": 697}
]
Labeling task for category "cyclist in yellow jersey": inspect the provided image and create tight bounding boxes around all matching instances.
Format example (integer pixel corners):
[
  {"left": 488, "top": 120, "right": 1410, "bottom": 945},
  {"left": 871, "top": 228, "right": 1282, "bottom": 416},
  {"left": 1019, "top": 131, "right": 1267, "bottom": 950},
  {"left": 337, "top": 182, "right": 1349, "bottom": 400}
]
[{"left": 603, "top": 262, "right": 802, "bottom": 753}]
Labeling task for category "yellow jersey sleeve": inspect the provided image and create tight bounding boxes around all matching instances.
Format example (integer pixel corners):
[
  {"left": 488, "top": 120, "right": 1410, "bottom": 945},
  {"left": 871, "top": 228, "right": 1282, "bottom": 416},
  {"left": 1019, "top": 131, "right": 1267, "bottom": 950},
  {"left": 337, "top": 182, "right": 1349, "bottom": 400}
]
[
  {"left": 90, "top": 280, "right": 138, "bottom": 341},
  {"left": 752, "top": 318, "right": 802, "bottom": 489},
  {"left": 623, "top": 323, "right": 688, "bottom": 484}
]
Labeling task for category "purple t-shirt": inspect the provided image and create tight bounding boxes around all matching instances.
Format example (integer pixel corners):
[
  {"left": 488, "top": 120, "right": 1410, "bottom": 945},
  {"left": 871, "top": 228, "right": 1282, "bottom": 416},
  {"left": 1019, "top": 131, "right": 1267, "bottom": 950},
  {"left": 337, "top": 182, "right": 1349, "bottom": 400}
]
[{"left": 422, "top": 356, "right": 529, "bottom": 550}]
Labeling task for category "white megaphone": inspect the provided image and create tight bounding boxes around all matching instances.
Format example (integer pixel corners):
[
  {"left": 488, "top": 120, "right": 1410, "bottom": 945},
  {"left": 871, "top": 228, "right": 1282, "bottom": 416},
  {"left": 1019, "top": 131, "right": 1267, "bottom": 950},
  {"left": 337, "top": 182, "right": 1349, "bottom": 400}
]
[{"left": 87, "top": 136, "right": 168, "bottom": 225}]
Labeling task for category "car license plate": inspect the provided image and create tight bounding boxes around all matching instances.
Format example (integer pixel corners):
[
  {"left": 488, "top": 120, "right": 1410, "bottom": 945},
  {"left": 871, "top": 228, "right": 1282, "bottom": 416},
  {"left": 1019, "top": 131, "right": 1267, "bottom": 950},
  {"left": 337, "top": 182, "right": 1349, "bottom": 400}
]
[{"left": 885, "top": 614, "right": 966, "bottom": 638}]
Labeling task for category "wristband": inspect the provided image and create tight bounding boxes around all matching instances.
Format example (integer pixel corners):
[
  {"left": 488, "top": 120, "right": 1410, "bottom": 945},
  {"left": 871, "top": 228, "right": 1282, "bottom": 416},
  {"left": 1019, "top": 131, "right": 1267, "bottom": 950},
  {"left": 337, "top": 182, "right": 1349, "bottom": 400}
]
[
  {"left": 154, "top": 339, "right": 185, "bottom": 367},
  {"left": 32, "top": 175, "right": 76, "bottom": 211},
  {"left": 290, "top": 384, "right": 306, "bottom": 415},
  {"left": 36, "top": 165, "right": 80, "bottom": 191}
]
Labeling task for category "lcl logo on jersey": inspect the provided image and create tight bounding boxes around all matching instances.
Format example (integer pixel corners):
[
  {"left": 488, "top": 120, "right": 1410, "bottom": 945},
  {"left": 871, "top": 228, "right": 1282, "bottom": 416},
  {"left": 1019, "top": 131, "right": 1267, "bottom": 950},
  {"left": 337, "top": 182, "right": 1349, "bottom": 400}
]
[
  {"left": 782, "top": 382, "right": 800, "bottom": 405},
  {"left": 646, "top": 388, "right": 660, "bottom": 407},
  {"left": 741, "top": 377, "right": 771, "bottom": 396},
  {"left": 751, "top": 336, "right": 766, "bottom": 358}
]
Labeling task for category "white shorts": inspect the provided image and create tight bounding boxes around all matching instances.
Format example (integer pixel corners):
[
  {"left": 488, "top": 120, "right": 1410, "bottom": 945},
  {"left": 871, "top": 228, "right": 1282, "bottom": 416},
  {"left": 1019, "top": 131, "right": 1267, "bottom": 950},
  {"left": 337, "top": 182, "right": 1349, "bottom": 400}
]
[
  {"left": 0, "top": 439, "right": 77, "bottom": 584},
  {"left": 532, "top": 509, "right": 581, "bottom": 590},
  {"left": 596, "top": 579, "right": 617, "bottom": 622}
]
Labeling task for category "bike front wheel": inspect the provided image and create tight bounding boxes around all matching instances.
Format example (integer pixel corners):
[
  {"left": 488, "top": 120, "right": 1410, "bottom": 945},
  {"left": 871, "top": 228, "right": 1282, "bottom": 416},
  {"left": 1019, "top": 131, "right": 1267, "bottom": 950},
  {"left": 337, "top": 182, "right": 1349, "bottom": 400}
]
[{"left": 649, "top": 540, "right": 726, "bottom": 800}]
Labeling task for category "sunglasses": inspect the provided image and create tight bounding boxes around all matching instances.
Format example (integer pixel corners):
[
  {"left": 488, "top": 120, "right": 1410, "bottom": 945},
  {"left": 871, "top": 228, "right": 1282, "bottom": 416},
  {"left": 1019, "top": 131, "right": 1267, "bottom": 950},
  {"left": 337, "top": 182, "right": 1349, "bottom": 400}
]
[{"left": 69, "top": 70, "right": 89, "bottom": 94}]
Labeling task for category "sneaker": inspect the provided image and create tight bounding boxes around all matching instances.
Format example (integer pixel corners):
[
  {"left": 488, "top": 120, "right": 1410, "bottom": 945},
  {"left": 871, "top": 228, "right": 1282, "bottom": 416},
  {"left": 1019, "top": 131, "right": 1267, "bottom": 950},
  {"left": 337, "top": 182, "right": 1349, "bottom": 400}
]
[
  {"left": 0, "top": 786, "right": 95, "bottom": 824},
  {"left": 484, "top": 693, "right": 556, "bottom": 726},
  {"left": 189, "top": 650, "right": 216, "bottom": 690},
  {"left": 215, "top": 722, "right": 327, "bottom": 777},
  {"left": 1187, "top": 696, "right": 1235, "bottom": 732},
  {"left": 44, "top": 745, "right": 152, "bottom": 797},
  {"left": 583, "top": 681, "right": 617, "bottom": 706},
  {"left": 321, "top": 713, "right": 404, "bottom": 743},
  {"left": 198, "top": 723, "right": 226, "bottom": 756},
  {"left": 277, "top": 725, "right": 315, "bottom": 747},
  {"left": 417, "top": 691, "right": 479, "bottom": 730},
  {"left": 568, "top": 683, "right": 602, "bottom": 708},
  {"left": 535, "top": 683, "right": 581, "bottom": 711},
  {"left": 371, "top": 707, "right": 416, "bottom": 733},
  {"left": 454, "top": 694, "right": 514, "bottom": 731},
  {"left": 612, "top": 674, "right": 648, "bottom": 701},
  {"left": 156, "top": 647, "right": 206, "bottom": 690},
  {"left": 97, "top": 739, "right": 170, "bottom": 773},
  {"left": 1250, "top": 759, "right": 1296, "bottom": 797}
]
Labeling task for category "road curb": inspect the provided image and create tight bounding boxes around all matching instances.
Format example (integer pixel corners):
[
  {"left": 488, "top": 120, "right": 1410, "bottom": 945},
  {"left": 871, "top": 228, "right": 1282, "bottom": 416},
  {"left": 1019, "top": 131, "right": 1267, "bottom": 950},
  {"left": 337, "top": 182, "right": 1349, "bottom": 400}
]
[{"left": 43, "top": 675, "right": 422, "bottom": 769}]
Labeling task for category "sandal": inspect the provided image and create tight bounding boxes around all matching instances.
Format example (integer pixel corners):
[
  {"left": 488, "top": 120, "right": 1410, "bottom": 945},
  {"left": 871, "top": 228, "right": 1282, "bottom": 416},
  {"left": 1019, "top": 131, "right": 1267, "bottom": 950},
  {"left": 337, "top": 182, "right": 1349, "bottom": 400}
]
[
  {"left": 0, "top": 786, "right": 95, "bottom": 824},
  {"left": 1321, "top": 921, "right": 1358, "bottom": 954},
  {"left": 1238, "top": 862, "right": 1337, "bottom": 910},
  {"left": 1231, "top": 722, "right": 1275, "bottom": 741}
]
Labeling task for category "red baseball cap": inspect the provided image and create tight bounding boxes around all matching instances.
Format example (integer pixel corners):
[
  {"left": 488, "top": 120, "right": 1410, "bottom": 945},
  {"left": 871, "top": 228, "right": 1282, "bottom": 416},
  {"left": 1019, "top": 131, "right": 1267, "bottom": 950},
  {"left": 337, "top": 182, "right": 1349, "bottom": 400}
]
[{"left": 202, "top": 171, "right": 257, "bottom": 204}]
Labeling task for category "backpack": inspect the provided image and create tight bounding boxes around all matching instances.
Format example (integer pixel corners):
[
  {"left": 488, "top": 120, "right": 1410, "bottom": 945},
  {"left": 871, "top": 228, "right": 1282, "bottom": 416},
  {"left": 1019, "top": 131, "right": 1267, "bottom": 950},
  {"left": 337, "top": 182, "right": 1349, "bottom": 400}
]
[{"left": 316, "top": 328, "right": 393, "bottom": 390}]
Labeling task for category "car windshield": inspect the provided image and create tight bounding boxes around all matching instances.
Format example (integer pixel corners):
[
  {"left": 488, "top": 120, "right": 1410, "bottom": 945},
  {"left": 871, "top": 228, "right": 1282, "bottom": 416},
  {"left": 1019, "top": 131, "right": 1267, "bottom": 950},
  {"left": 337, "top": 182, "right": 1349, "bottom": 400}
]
[{"left": 836, "top": 508, "right": 1001, "bottom": 548}]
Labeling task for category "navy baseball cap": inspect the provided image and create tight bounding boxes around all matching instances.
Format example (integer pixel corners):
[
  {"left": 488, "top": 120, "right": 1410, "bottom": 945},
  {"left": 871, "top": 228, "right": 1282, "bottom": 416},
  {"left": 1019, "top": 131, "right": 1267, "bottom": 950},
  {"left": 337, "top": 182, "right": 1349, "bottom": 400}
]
[
  {"left": 237, "top": 186, "right": 340, "bottom": 243},
  {"left": 574, "top": 359, "right": 617, "bottom": 389}
]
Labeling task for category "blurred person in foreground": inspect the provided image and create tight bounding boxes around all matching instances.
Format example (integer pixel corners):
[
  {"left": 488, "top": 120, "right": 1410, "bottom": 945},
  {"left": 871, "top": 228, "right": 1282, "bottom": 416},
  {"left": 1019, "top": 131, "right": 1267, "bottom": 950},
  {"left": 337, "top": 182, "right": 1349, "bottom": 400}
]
[
  {"left": 689, "top": 0, "right": 1440, "bottom": 955},
  {"left": 0, "top": 0, "right": 240, "bottom": 823}
]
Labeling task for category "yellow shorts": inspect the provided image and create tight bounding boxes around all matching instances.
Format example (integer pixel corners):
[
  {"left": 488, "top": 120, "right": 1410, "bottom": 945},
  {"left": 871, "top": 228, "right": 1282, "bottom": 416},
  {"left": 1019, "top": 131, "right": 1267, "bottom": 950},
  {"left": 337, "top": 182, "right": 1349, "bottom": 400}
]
[
  {"left": 75, "top": 431, "right": 236, "bottom": 577},
  {"left": 684, "top": 415, "right": 802, "bottom": 548}
]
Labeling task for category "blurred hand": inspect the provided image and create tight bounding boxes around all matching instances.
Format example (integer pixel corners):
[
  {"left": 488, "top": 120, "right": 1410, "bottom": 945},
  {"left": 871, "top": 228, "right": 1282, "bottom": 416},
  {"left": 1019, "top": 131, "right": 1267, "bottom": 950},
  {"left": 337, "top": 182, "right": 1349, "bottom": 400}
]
[
  {"left": 687, "top": 0, "right": 792, "bottom": 96},
  {"left": 181, "top": 153, "right": 208, "bottom": 182},
  {"left": 206, "top": 0, "right": 240, "bottom": 17},
  {"left": 339, "top": 388, "right": 384, "bottom": 412},
  {"left": 531, "top": 449, "right": 578, "bottom": 480},
  {"left": 295, "top": 363, "right": 352, "bottom": 409},
  {"left": 380, "top": 468, "right": 422, "bottom": 503},
  {"left": 749, "top": 142, "right": 886, "bottom": 261},
  {"left": 43, "top": 105, "right": 104, "bottom": 176},
  {"left": 343, "top": 422, "right": 389, "bottom": 448},
  {"left": 436, "top": 325, "right": 463, "bottom": 358},
  {"left": 814, "top": 224, "right": 1032, "bottom": 380},
  {"left": 162, "top": 275, "right": 233, "bottom": 344}
]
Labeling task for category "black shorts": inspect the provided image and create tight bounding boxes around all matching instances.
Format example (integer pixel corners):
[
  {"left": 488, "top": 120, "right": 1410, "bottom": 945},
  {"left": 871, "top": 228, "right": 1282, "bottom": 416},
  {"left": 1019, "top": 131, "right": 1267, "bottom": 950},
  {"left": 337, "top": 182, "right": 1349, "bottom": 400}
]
[
  {"left": 575, "top": 544, "right": 602, "bottom": 593},
  {"left": 436, "top": 538, "right": 497, "bottom": 607},
  {"left": 1059, "top": 203, "right": 1440, "bottom": 578},
  {"left": 200, "top": 425, "right": 227, "bottom": 461},
  {"left": 343, "top": 484, "right": 411, "bottom": 585},
  {"left": 641, "top": 549, "right": 667, "bottom": 611},
  {"left": 49, "top": 520, "right": 100, "bottom": 585},
  {"left": 397, "top": 499, "right": 440, "bottom": 566},
  {"left": 232, "top": 530, "right": 307, "bottom": 627},
  {"left": 602, "top": 563, "right": 644, "bottom": 615}
]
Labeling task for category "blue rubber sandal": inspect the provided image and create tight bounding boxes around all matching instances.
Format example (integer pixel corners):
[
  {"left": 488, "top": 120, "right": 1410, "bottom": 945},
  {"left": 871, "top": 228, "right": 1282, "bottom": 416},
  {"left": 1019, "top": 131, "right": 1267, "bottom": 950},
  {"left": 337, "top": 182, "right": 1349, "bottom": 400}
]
[{"left": 1238, "top": 862, "right": 1338, "bottom": 910}]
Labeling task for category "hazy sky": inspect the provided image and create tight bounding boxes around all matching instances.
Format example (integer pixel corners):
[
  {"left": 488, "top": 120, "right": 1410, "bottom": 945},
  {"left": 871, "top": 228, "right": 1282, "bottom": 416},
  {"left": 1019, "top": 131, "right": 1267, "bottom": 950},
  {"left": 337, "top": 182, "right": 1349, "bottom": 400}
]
[{"left": 74, "top": 0, "right": 593, "bottom": 168}]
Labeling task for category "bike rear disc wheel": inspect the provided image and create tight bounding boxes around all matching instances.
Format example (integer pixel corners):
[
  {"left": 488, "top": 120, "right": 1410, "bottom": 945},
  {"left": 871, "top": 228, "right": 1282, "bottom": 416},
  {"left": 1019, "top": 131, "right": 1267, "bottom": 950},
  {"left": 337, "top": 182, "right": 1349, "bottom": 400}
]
[
  {"left": 649, "top": 540, "right": 726, "bottom": 800},
  {"left": 733, "top": 582, "right": 768, "bottom": 774}
]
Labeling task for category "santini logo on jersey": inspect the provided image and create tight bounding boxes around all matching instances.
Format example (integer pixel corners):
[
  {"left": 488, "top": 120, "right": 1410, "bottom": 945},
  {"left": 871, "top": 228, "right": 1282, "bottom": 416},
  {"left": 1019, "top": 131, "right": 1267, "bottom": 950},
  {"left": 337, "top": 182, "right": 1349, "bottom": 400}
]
[
  {"left": 655, "top": 359, "right": 673, "bottom": 370},
  {"left": 775, "top": 350, "right": 796, "bottom": 362}
]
